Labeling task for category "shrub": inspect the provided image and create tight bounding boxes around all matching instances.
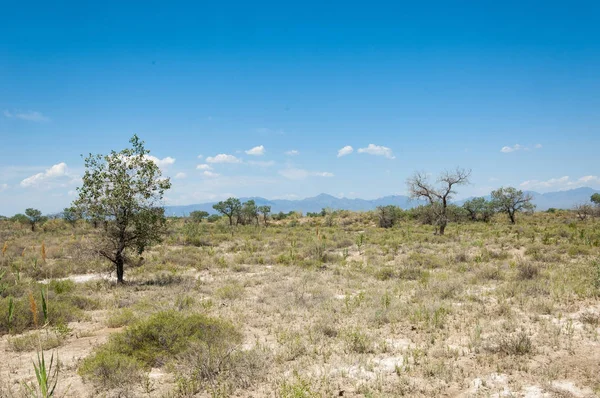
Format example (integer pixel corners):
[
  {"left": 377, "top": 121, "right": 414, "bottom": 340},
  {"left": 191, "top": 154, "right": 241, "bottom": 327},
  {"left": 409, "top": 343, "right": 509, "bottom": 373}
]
[
  {"left": 79, "top": 350, "right": 144, "bottom": 389},
  {"left": 517, "top": 262, "right": 539, "bottom": 280},
  {"left": 105, "top": 308, "right": 137, "bottom": 328},
  {"left": 80, "top": 311, "right": 243, "bottom": 389},
  {"left": 496, "top": 331, "right": 533, "bottom": 355},
  {"left": 48, "top": 279, "right": 76, "bottom": 295}
]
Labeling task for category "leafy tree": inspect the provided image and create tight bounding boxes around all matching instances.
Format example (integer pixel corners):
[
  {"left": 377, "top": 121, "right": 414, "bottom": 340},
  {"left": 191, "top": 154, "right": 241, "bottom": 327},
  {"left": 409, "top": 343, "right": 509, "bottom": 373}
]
[
  {"left": 258, "top": 205, "right": 271, "bottom": 226},
  {"left": 407, "top": 168, "right": 471, "bottom": 235},
  {"left": 239, "top": 200, "right": 259, "bottom": 225},
  {"left": 11, "top": 213, "right": 30, "bottom": 225},
  {"left": 206, "top": 214, "right": 221, "bottom": 223},
  {"left": 189, "top": 210, "right": 209, "bottom": 223},
  {"left": 462, "top": 197, "right": 495, "bottom": 222},
  {"left": 73, "top": 135, "right": 171, "bottom": 283},
  {"left": 377, "top": 205, "right": 402, "bottom": 228},
  {"left": 490, "top": 187, "right": 535, "bottom": 224},
  {"left": 25, "top": 208, "right": 44, "bottom": 232},
  {"left": 62, "top": 206, "right": 80, "bottom": 227},
  {"left": 592, "top": 193, "right": 600, "bottom": 206},
  {"left": 212, "top": 198, "right": 241, "bottom": 226}
]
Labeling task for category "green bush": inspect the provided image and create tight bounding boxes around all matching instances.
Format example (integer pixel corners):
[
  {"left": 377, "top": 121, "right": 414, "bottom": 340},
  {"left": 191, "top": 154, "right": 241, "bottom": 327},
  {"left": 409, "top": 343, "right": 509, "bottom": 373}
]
[
  {"left": 48, "top": 279, "right": 76, "bottom": 294},
  {"left": 80, "top": 311, "right": 243, "bottom": 389},
  {"left": 79, "top": 350, "right": 144, "bottom": 389}
]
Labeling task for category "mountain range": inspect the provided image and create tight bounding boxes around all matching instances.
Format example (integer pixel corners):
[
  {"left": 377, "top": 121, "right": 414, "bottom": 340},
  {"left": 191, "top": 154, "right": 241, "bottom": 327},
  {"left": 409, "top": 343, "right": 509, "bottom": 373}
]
[{"left": 164, "top": 187, "right": 600, "bottom": 216}]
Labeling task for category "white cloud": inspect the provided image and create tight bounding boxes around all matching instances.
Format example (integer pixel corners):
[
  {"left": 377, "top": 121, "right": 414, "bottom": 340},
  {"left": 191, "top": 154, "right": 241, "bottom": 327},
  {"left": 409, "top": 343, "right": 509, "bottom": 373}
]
[
  {"left": 337, "top": 146, "right": 354, "bottom": 157},
  {"left": 174, "top": 172, "right": 187, "bottom": 179},
  {"left": 285, "top": 150, "right": 299, "bottom": 156},
  {"left": 279, "top": 168, "right": 334, "bottom": 180},
  {"left": 197, "top": 154, "right": 203, "bottom": 159},
  {"left": 500, "top": 144, "right": 525, "bottom": 153},
  {"left": 520, "top": 175, "right": 600, "bottom": 191},
  {"left": 203, "top": 171, "right": 220, "bottom": 178},
  {"left": 206, "top": 154, "right": 242, "bottom": 164},
  {"left": 145, "top": 155, "right": 175, "bottom": 168},
  {"left": 20, "top": 162, "right": 70, "bottom": 187},
  {"left": 247, "top": 160, "right": 275, "bottom": 167},
  {"left": 196, "top": 164, "right": 213, "bottom": 170},
  {"left": 3, "top": 110, "right": 50, "bottom": 122},
  {"left": 534, "top": 143, "right": 543, "bottom": 149},
  {"left": 245, "top": 145, "right": 265, "bottom": 156},
  {"left": 357, "top": 144, "right": 395, "bottom": 159},
  {"left": 0, "top": 183, "right": 8, "bottom": 191}
]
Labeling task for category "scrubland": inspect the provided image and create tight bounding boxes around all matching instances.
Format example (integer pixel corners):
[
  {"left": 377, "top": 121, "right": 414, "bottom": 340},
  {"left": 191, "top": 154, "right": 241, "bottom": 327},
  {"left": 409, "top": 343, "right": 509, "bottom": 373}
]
[{"left": 0, "top": 211, "right": 599, "bottom": 397}]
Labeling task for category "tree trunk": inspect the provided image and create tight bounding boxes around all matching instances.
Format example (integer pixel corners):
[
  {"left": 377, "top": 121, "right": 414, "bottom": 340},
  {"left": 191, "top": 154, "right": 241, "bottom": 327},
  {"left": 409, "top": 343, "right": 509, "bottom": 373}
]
[
  {"left": 509, "top": 211, "right": 515, "bottom": 224},
  {"left": 115, "top": 253, "right": 125, "bottom": 283},
  {"left": 31, "top": 223, "right": 35, "bottom": 232},
  {"left": 439, "top": 222, "right": 446, "bottom": 235}
]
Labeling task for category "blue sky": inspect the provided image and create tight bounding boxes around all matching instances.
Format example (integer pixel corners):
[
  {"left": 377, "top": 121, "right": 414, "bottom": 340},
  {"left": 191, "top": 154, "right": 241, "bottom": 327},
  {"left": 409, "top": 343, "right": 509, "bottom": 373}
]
[{"left": 1, "top": 1, "right": 599, "bottom": 215}]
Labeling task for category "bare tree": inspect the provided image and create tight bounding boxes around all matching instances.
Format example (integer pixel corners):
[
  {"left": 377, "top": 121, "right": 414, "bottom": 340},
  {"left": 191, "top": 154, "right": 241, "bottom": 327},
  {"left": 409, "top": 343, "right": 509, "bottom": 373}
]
[
  {"left": 574, "top": 203, "right": 593, "bottom": 221},
  {"left": 407, "top": 168, "right": 471, "bottom": 235}
]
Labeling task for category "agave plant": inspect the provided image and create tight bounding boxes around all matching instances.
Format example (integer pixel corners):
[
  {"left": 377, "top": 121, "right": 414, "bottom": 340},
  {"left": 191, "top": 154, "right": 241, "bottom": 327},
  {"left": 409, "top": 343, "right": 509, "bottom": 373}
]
[{"left": 23, "top": 350, "right": 59, "bottom": 398}]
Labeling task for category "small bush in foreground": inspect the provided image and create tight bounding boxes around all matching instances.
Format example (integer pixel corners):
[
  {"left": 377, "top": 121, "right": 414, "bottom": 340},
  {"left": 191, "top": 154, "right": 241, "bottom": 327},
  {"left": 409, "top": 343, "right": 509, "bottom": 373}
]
[{"left": 79, "top": 310, "right": 244, "bottom": 391}]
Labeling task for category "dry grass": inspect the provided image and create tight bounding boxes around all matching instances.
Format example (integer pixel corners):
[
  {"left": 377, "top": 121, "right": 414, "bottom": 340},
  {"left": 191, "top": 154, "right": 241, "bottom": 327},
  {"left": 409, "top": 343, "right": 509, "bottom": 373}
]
[{"left": 0, "top": 212, "right": 599, "bottom": 397}]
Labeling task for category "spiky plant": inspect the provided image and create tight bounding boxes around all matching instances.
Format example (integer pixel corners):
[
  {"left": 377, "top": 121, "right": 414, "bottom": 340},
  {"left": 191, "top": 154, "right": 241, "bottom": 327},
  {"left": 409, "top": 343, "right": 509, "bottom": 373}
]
[{"left": 23, "top": 350, "right": 59, "bottom": 398}]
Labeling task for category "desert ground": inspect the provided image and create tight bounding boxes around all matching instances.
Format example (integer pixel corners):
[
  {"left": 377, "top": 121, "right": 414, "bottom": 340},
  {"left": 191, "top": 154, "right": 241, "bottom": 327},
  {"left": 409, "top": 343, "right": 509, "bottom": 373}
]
[{"left": 1, "top": 211, "right": 599, "bottom": 397}]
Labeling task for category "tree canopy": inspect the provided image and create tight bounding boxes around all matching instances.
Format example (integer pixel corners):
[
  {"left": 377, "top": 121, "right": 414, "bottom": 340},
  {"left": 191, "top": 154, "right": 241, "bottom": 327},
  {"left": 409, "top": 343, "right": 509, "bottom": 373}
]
[
  {"left": 73, "top": 135, "right": 171, "bottom": 283},
  {"left": 490, "top": 187, "right": 535, "bottom": 224}
]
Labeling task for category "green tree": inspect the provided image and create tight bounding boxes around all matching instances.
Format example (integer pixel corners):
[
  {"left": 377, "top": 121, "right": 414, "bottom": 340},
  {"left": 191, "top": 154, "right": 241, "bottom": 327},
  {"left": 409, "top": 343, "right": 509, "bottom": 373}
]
[
  {"left": 24, "top": 208, "right": 44, "bottom": 232},
  {"left": 11, "top": 213, "right": 30, "bottom": 226},
  {"left": 407, "top": 168, "right": 471, "bottom": 235},
  {"left": 189, "top": 210, "right": 209, "bottom": 223},
  {"left": 73, "top": 135, "right": 171, "bottom": 283},
  {"left": 462, "top": 197, "right": 495, "bottom": 222},
  {"left": 377, "top": 205, "right": 402, "bottom": 228},
  {"left": 490, "top": 187, "right": 535, "bottom": 224},
  {"left": 212, "top": 198, "right": 241, "bottom": 226},
  {"left": 62, "top": 206, "right": 80, "bottom": 227},
  {"left": 591, "top": 193, "right": 600, "bottom": 206},
  {"left": 258, "top": 205, "right": 271, "bottom": 226},
  {"left": 240, "top": 200, "right": 259, "bottom": 225}
]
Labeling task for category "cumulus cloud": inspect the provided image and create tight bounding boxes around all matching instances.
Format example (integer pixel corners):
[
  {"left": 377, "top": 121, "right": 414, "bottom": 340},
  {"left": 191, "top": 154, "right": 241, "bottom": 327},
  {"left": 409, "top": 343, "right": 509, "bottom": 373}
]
[
  {"left": 145, "top": 155, "right": 175, "bottom": 168},
  {"left": 245, "top": 145, "right": 265, "bottom": 156},
  {"left": 206, "top": 154, "right": 242, "bottom": 164},
  {"left": 279, "top": 168, "right": 334, "bottom": 180},
  {"left": 196, "top": 164, "right": 213, "bottom": 170},
  {"left": 520, "top": 175, "right": 600, "bottom": 191},
  {"left": 357, "top": 144, "right": 395, "bottom": 159},
  {"left": 20, "top": 163, "right": 71, "bottom": 187},
  {"left": 0, "top": 183, "right": 8, "bottom": 191},
  {"left": 534, "top": 143, "right": 543, "bottom": 149},
  {"left": 313, "top": 172, "right": 334, "bottom": 177},
  {"left": 500, "top": 144, "right": 525, "bottom": 153},
  {"left": 337, "top": 146, "right": 354, "bottom": 157},
  {"left": 174, "top": 172, "right": 187, "bottom": 179},
  {"left": 203, "top": 171, "right": 220, "bottom": 178},
  {"left": 285, "top": 150, "right": 299, "bottom": 156},
  {"left": 4, "top": 110, "right": 50, "bottom": 122}
]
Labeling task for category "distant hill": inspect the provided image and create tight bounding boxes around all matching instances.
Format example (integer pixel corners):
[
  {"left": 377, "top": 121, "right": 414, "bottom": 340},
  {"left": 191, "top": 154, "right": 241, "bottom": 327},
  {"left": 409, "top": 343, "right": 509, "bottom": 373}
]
[{"left": 165, "top": 187, "right": 600, "bottom": 216}]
